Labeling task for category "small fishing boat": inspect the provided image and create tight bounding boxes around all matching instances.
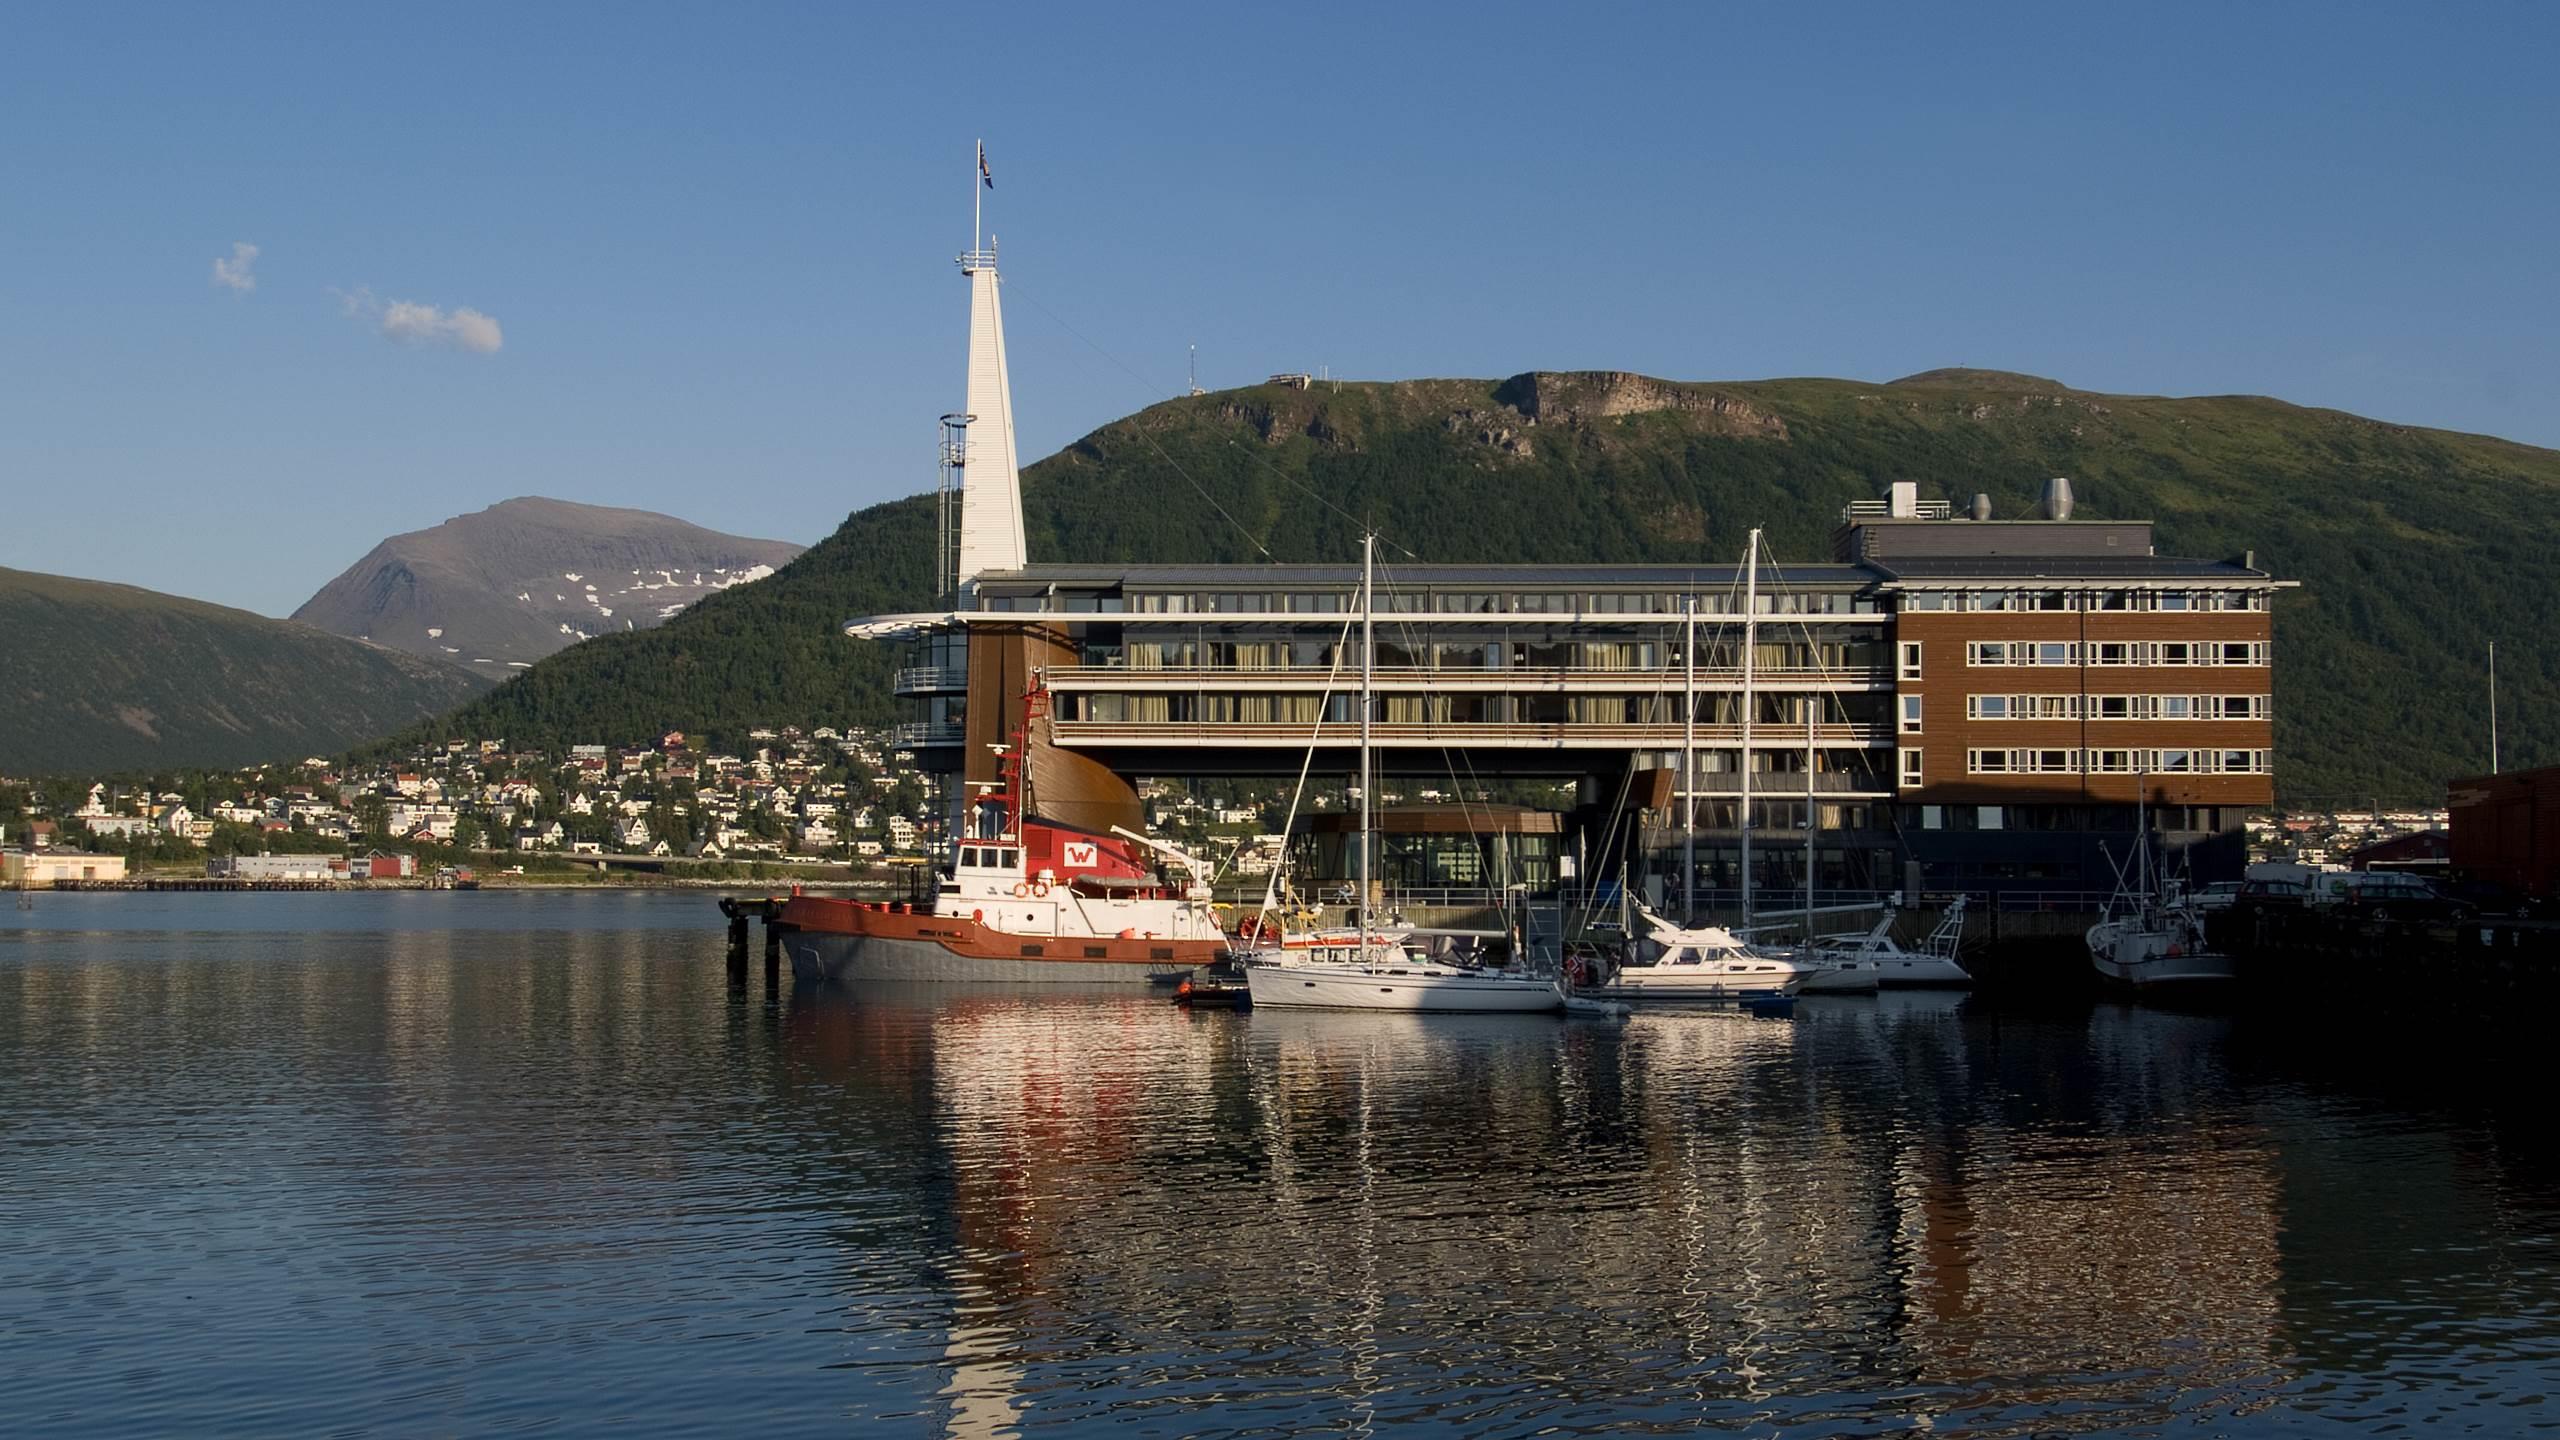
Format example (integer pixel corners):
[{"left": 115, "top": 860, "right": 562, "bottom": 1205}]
[{"left": 2088, "top": 786, "right": 2235, "bottom": 994}]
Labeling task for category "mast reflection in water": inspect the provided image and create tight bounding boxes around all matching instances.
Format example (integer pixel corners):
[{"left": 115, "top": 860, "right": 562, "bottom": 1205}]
[{"left": 5, "top": 893, "right": 2559, "bottom": 1436}]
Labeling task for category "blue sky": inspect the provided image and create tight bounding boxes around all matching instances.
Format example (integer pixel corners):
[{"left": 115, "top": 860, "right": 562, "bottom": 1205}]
[{"left": 5, "top": 2, "right": 2553, "bottom": 616}]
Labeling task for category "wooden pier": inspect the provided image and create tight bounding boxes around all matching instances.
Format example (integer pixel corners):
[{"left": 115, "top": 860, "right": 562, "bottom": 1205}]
[{"left": 717, "top": 895, "right": 796, "bottom": 986}]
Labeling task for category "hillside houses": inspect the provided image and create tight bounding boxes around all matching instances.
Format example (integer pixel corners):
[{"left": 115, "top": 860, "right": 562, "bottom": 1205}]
[{"left": 3, "top": 719, "right": 945, "bottom": 876}]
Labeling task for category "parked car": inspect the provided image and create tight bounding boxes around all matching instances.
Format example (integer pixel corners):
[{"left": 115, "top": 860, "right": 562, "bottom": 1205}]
[
  {"left": 2319, "top": 871, "right": 2474, "bottom": 925},
  {"left": 2233, "top": 876, "right": 2312, "bottom": 910},
  {"left": 2190, "top": 880, "right": 2246, "bottom": 913}
]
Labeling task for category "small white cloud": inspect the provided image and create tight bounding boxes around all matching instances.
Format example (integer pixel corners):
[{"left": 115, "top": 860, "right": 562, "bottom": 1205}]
[
  {"left": 334, "top": 284, "right": 503, "bottom": 354},
  {"left": 212, "top": 242, "right": 259, "bottom": 292},
  {"left": 381, "top": 299, "right": 503, "bottom": 353}
]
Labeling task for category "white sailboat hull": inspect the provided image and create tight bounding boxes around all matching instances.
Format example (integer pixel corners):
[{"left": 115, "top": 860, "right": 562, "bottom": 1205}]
[
  {"left": 1798, "top": 962, "right": 1882, "bottom": 994},
  {"left": 1871, "top": 955, "right": 1974, "bottom": 988},
  {"left": 1246, "top": 963, "right": 1563, "bottom": 1013}
]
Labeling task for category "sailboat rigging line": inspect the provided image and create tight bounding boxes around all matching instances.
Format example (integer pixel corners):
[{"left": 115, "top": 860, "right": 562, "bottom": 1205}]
[
  {"left": 1255, "top": 609, "right": 1362, "bottom": 925},
  {"left": 1006, "top": 281, "right": 1378, "bottom": 555},
  {"left": 1003, "top": 284, "right": 1275, "bottom": 561}
]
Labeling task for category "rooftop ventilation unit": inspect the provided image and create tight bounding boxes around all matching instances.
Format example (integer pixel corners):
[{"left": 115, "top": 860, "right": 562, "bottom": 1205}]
[{"left": 2042, "top": 477, "right": 2074, "bottom": 521}]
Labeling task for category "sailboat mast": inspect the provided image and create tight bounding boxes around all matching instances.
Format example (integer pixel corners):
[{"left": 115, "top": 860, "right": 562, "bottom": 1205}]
[
  {"left": 1359, "top": 532, "right": 1375, "bottom": 939},
  {"left": 1682, "top": 594, "right": 1697, "bottom": 919},
  {"left": 2490, "top": 640, "right": 2501, "bottom": 775},
  {"left": 1805, "top": 701, "right": 1816, "bottom": 940},
  {"left": 1740, "top": 529, "right": 1761, "bottom": 919}
]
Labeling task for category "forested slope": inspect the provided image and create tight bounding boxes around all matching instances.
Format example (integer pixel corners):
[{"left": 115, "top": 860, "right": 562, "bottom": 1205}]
[{"left": 411, "top": 368, "right": 2560, "bottom": 801}]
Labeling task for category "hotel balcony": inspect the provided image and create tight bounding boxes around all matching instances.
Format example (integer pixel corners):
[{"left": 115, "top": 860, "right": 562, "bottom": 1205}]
[
  {"left": 891, "top": 664, "right": 970, "bottom": 697},
  {"left": 1047, "top": 719, "right": 1891, "bottom": 751},
  {"left": 889, "top": 720, "right": 966, "bottom": 750}
]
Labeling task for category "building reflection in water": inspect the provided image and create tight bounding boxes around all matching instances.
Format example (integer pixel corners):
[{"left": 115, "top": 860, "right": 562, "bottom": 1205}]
[
  {"left": 9, "top": 906, "right": 2560, "bottom": 1435},
  {"left": 765, "top": 985, "right": 2326, "bottom": 1434}
]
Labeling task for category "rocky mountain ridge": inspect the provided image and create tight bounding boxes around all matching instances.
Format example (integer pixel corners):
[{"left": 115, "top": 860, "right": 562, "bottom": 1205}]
[{"left": 292, "top": 497, "right": 804, "bottom": 680}]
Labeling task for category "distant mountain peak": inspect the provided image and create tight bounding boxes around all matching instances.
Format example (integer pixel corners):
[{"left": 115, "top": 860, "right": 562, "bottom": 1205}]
[{"left": 292, "top": 497, "right": 805, "bottom": 680}]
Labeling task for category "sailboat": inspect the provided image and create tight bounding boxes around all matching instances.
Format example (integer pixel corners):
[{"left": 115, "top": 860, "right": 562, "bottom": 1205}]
[
  {"left": 2086, "top": 779, "right": 2236, "bottom": 992},
  {"left": 1242, "top": 537, "right": 1567, "bottom": 1014},
  {"left": 1731, "top": 529, "right": 1868, "bottom": 993},
  {"left": 1801, "top": 896, "right": 1974, "bottom": 988}
]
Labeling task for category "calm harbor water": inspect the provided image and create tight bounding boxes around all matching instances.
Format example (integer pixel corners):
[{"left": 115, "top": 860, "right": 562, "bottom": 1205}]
[{"left": 5, "top": 893, "right": 2559, "bottom": 1436}]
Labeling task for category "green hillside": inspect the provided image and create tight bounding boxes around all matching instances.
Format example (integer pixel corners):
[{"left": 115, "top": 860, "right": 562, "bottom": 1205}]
[
  {"left": 412, "top": 369, "right": 2560, "bottom": 802},
  {"left": 0, "top": 566, "right": 491, "bottom": 774}
]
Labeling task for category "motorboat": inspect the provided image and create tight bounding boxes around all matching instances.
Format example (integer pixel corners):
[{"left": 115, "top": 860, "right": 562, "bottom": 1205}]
[{"left": 1579, "top": 902, "right": 1814, "bottom": 1003}]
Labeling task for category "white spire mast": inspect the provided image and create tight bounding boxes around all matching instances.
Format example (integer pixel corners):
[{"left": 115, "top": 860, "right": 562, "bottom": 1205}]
[{"left": 954, "top": 141, "right": 1025, "bottom": 591}]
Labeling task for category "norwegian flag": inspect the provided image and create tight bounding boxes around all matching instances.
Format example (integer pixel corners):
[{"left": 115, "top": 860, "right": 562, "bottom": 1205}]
[{"left": 978, "top": 143, "right": 992, "bottom": 189}]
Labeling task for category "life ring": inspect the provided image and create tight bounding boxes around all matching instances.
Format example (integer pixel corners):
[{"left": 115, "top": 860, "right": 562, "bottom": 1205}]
[
  {"left": 1012, "top": 882, "right": 1031, "bottom": 898},
  {"left": 1031, "top": 879, "right": 1051, "bottom": 897},
  {"left": 972, "top": 908, "right": 985, "bottom": 924}
]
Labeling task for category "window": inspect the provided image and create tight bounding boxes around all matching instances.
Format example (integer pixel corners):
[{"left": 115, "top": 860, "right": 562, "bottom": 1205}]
[
  {"left": 1901, "top": 592, "right": 1955, "bottom": 612},
  {"left": 1969, "top": 695, "right": 2009, "bottom": 720},
  {"left": 2155, "top": 592, "right": 2195, "bottom": 612},
  {"left": 1969, "top": 642, "right": 2078, "bottom": 667},
  {"left": 1978, "top": 806, "right": 2005, "bottom": 830},
  {"left": 2154, "top": 748, "right": 2198, "bottom": 772},
  {"left": 1899, "top": 748, "right": 1923, "bottom": 788},
  {"left": 2090, "top": 749, "right": 2137, "bottom": 773},
  {"left": 2092, "top": 642, "right": 2140, "bottom": 666},
  {"left": 1900, "top": 696, "right": 1924, "bottom": 734},
  {"left": 2154, "top": 641, "right": 2198, "bottom": 666},
  {"left": 1899, "top": 642, "right": 1924, "bottom": 680},
  {"left": 2219, "top": 642, "right": 2264, "bottom": 666},
  {"left": 1969, "top": 749, "right": 2081, "bottom": 775},
  {"left": 2159, "top": 695, "right": 2195, "bottom": 720}
]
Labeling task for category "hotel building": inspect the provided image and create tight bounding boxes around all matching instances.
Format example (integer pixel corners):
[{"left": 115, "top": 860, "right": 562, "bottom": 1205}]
[{"left": 867, "top": 231, "right": 2291, "bottom": 909}]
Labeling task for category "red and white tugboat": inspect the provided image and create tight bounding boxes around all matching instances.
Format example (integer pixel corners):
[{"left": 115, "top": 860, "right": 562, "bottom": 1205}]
[{"left": 776, "top": 729, "right": 1227, "bottom": 985}]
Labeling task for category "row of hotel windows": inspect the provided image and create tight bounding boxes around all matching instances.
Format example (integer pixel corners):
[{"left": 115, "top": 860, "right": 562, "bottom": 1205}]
[
  {"left": 1896, "top": 748, "right": 2273, "bottom": 784},
  {"left": 1105, "top": 637, "right": 1878, "bottom": 672},
  {"left": 1962, "top": 640, "right": 2269, "bottom": 668},
  {"left": 1899, "top": 589, "right": 2268, "bottom": 613},
  {"left": 1896, "top": 693, "right": 2273, "bottom": 729}
]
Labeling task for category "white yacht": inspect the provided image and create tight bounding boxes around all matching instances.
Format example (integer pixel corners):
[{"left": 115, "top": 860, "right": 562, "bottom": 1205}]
[{"left": 1581, "top": 903, "right": 1814, "bottom": 1003}]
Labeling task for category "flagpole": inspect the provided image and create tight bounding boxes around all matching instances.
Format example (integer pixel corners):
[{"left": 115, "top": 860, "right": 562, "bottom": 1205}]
[{"left": 973, "top": 139, "right": 983, "bottom": 254}]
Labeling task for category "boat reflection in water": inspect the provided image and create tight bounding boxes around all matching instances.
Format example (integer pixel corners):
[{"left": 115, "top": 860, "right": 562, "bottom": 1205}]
[{"left": 764, "top": 980, "right": 2432, "bottom": 1435}]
